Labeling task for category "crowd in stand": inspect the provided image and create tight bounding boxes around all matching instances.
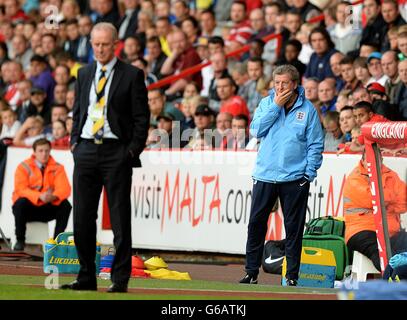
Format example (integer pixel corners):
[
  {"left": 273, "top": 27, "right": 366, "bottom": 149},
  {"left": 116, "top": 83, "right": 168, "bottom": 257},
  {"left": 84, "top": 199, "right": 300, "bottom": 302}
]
[{"left": 0, "top": 0, "right": 406, "bottom": 154}]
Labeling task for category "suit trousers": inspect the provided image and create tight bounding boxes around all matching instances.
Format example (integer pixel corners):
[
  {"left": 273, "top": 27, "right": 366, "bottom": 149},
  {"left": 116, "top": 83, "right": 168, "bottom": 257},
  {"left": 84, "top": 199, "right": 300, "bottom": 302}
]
[
  {"left": 12, "top": 198, "right": 71, "bottom": 241},
  {"left": 73, "top": 139, "right": 133, "bottom": 286},
  {"left": 245, "top": 179, "right": 310, "bottom": 281}
]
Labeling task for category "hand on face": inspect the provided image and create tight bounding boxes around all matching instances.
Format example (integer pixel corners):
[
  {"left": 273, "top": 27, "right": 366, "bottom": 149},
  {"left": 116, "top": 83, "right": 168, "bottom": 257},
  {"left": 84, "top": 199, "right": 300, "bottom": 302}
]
[{"left": 274, "top": 88, "right": 293, "bottom": 107}]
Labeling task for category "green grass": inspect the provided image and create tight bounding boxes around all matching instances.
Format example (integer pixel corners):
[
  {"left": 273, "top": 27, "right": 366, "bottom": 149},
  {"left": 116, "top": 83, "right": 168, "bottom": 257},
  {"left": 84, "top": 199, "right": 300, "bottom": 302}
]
[{"left": 0, "top": 274, "right": 337, "bottom": 300}]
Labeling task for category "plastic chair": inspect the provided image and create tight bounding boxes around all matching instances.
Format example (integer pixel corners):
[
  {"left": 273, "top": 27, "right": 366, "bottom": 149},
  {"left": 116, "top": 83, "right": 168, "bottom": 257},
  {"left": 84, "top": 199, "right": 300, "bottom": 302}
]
[{"left": 351, "top": 251, "right": 381, "bottom": 282}]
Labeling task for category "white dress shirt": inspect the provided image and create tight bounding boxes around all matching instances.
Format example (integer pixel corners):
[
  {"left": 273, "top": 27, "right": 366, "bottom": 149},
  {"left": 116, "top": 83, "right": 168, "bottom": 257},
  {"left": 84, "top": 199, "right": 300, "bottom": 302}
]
[{"left": 81, "top": 57, "right": 119, "bottom": 140}]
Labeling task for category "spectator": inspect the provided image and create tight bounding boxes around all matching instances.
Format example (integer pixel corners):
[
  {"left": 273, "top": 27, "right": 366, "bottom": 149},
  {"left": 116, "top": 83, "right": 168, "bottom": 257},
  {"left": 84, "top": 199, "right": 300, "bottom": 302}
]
[
  {"left": 393, "top": 59, "right": 407, "bottom": 119},
  {"left": 382, "top": 50, "right": 401, "bottom": 104},
  {"left": 292, "top": 0, "right": 321, "bottom": 23},
  {"left": 359, "top": 41, "right": 380, "bottom": 58},
  {"left": 51, "top": 119, "right": 69, "bottom": 148},
  {"left": 340, "top": 55, "right": 362, "bottom": 91},
  {"left": 181, "top": 16, "right": 200, "bottom": 47},
  {"left": 353, "top": 57, "right": 371, "bottom": 88},
  {"left": 186, "top": 104, "right": 214, "bottom": 149},
  {"left": 66, "top": 89, "right": 75, "bottom": 111},
  {"left": 11, "top": 34, "right": 33, "bottom": 71},
  {"left": 249, "top": 8, "right": 268, "bottom": 41},
  {"left": 225, "top": 1, "right": 253, "bottom": 53},
  {"left": 208, "top": 51, "right": 230, "bottom": 112},
  {"left": 339, "top": 106, "right": 356, "bottom": 143},
  {"left": 54, "top": 64, "right": 73, "bottom": 87},
  {"left": 160, "top": 30, "right": 202, "bottom": 99},
  {"left": 61, "top": 0, "right": 81, "bottom": 20},
  {"left": 77, "top": 15, "right": 94, "bottom": 64},
  {"left": 366, "top": 52, "right": 390, "bottom": 86},
  {"left": 397, "top": 31, "right": 407, "bottom": 61},
  {"left": 381, "top": 0, "right": 406, "bottom": 51},
  {"left": 217, "top": 75, "right": 250, "bottom": 119},
  {"left": 335, "top": 89, "right": 351, "bottom": 111},
  {"left": 244, "top": 57, "right": 267, "bottom": 117},
  {"left": 25, "top": 86, "right": 50, "bottom": 124},
  {"left": 275, "top": 39, "right": 306, "bottom": 80},
  {"left": 360, "top": 0, "right": 386, "bottom": 47},
  {"left": 148, "top": 89, "right": 184, "bottom": 126},
  {"left": 53, "top": 84, "right": 68, "bottom": 105},
  {"left": 366, "top": 82, "right": 400, "bottom": 120},
  {"left": 155, "top": 0, "right": 176, "bottom": 22},
  {"left": 227, "top": 114, "right": 249, "bottom": 150},
  {"left": 95, "top": 0, "right": 120, "bottom": 25},
  {"left": 29, "top": 54, "right": 56, "bottom": 104},
  {"left": 15, "top": 79, "right": 32, "bottom": 123},
  {"left": 41, "top": 34, "right": 58, "bottom": 58},
  {"left": 145, "top": 36, "right": 167, "bottom": 80},
  {"left": 318, "top": 79, "right": 337, "bottom": 117},
  {"left": 303, "top": 77, "right": 320, "bottom": 108},
  {"left": 200, "top": 9, "right": 222, "bottom": 38},
  {"left": 305, "top": 26, "right": 337, "bottom": 81},
  {"left": 213, "top": 112, "right": 233, "bottom": 149},
  {"left": 337, "top": 125, "right": 363, "bottom": 154},
  {"left": 155, "top": 16, "right": 173, "bottom": 57},
  {"left": 387, "top": 25, "right": 400, "bottom": 51},
  {"left": 121, "top": 35, "right": 143, "bottom": 63},
  {"left": 2, "top": 61, "right": 24, "bottom": 109},
  {"left": 132, "top": 57, "right": 158, "bottom": 86},
  {"left": 117, "top": 0, "right": 140, "bottom": 40},
  {"left": 322, "top": 111, "right": 345, "bottom": 152},
  {"left": 296, "top": 22, "right": 317, "bottom": 65},
  {"left": 329, "top": 51, "right": 345, "bottom": 91},
  {"left": 343, "top": 151, "right": 407, "bottom": 271},
  {"left": 180, "top": 95, "right": 202, "bottom": 130},
  {"left": 172, "top": 0, "right": 190, "bottom": 24},
  {"left": 183, "top": 82, "right": 200, "bottom": 99},
  {"left": 13, "top": 115, "right": 45, "bottom": 147},
  {"left": 64, "top": 19, "right": 81, "bottom": 61},
  {"left": 11, "top": 138, "right": 71, "bottom": 251},
  {"left": 4, "top": 0, "right": 29, "bottom": 23},
  {"left": 0, "top": 107, "right": 21, "bottom": 140},
  {"left": 43, "top": 104, "right": 69, "bottom": 137}
]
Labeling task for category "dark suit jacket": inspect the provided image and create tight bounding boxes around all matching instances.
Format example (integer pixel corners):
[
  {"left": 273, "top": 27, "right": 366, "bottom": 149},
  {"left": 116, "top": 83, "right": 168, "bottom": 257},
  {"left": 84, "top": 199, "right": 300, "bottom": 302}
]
[
  {"left": 71, "top": 59, "right": 150, "bottom": 167},
  {"left": 116, "top": 8, "right": 140, "bottom": 40}
]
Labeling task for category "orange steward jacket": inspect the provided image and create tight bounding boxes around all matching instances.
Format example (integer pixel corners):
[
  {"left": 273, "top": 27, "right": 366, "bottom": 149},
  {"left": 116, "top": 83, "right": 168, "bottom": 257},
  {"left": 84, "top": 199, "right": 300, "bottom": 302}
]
[
  {"left": 12, "top": 155, "right": 71, "bottom": 206},
  {"left": 343, "top": 160, "right": 407, "bottom": 243}
]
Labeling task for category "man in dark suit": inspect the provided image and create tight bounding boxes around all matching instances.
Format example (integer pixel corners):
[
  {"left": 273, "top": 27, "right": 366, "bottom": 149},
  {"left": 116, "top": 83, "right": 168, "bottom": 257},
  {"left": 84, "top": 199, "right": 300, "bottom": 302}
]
[
  {"left": 116, "top": 0, "right": 140, "bottom": 40},
  {"left": 60, "top": 22, "right": 150, "bottom": 293}
]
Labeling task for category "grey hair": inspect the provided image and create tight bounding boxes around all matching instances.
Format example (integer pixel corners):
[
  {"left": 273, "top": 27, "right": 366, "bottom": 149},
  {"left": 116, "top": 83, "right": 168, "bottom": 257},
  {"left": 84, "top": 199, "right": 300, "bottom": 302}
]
[
  {"left": 272, "top": 64, "right": 300, "bottom": 84},
  {"left": 91, "top": 22, "right": 118, "bottom": 42}
]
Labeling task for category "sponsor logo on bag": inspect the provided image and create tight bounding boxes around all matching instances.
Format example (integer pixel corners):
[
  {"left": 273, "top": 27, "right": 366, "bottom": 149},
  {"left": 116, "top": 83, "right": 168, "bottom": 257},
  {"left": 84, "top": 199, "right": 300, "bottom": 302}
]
[{"left": 49, "top": 256, "right": 80, "bottom": 265}]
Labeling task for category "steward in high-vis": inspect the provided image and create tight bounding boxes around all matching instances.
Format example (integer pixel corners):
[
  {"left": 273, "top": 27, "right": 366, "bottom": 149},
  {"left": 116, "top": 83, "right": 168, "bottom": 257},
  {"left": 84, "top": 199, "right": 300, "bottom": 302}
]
[{"left": 12, "top": 138, "right": 71, "bottom": 252}]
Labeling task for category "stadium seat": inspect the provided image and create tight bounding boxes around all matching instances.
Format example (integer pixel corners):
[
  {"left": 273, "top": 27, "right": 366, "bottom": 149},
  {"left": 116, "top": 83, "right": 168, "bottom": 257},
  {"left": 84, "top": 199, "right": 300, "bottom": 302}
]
[{"left": 350, "top": 251, "right": 381, "bottom": 282}]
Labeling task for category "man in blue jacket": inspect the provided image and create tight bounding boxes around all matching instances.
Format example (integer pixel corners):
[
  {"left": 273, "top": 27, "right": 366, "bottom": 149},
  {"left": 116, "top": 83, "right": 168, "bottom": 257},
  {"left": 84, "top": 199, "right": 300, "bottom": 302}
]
[{"left": 240, "top": 65, "right": 324, "bottom": 286}]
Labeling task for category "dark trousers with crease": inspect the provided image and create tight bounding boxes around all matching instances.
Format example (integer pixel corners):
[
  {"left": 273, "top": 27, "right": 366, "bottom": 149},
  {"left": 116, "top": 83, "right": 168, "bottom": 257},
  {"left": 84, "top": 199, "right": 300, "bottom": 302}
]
[
  {"left": 73, "top": 139, "right": 132, "bottom": 286},
  {"left": 245, "top": 179, "right": 310, "bottom": 281}
]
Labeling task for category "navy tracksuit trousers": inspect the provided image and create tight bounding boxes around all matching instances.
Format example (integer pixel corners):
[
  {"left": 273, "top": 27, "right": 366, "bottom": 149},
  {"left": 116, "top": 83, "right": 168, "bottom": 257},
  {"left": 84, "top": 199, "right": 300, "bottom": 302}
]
[{"left": 245, "top": 179, "right": 310, "bottom": 280}]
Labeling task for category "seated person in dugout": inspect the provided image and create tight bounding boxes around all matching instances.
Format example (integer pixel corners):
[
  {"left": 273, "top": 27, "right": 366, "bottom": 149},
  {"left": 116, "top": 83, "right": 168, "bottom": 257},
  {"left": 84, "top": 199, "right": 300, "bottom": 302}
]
[
  {"left": 12, "top": 138, "right": 72, "bottom": 251},
  {"left": 343, "top": 151, "right": 407, "bottom": 271}
]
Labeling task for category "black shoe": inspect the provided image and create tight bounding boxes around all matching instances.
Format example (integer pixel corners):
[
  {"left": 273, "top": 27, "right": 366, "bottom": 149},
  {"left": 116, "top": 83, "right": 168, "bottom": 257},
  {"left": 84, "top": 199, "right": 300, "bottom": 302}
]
[
  {"left": 239, "top": 273, "right": 258, "bottom": 284},
  {"left": 286, "top": 278, "right": 298, "bottom": 286},
  {"left": 107, "top": 283, "right": 128, "bottom": 293},
  {"left": 13, "top": 241, "right": 25, "bottom": 251},
  {"left": 60, "top": 280, "right": 97, "bottom": 291}
]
